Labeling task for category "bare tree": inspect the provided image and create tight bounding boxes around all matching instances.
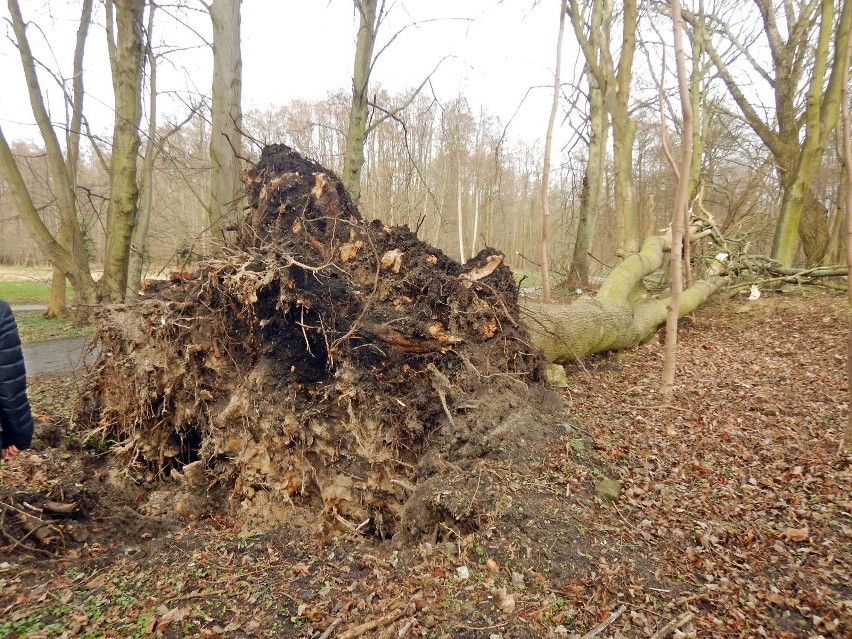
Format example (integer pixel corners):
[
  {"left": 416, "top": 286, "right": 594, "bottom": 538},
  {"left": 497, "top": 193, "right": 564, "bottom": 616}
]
[
  {"left": 540, "top": 0, "right": 569, "bottom": 303},
  {"left": 126, "top": 2, "right": 157, "bottom": 301},
  {"left": 342, "top": 1, "right": 450, "bottom": 205},
  {"left": 568, "top": 0, "right": 643, "bottom": 254},
  {"left": 567, "top": 2, "right": 609, "bottom": 287},
  {"left": 659, "top": 0, "right": 694, "bottom": 401},
  {"left": 687, "top": 0, "right": 852, "bottom": 265},
  {"left": 0, "top": 0, "right": 98, "bottom": 310},
  {"left": 49, "top": 0, "right": 95, "bottom": 315},
  {"left": 343, "top": 0, "right": 378, "bottom": 205},
  {"left": 206, "top": 0, "right": 243, "bottom": 242}
]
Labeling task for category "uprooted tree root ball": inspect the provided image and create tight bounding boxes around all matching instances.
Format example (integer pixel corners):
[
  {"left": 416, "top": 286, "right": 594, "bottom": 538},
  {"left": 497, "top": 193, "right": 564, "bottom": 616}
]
[{"left": 77, "top": 144, "right": 561, "bottom": 539}]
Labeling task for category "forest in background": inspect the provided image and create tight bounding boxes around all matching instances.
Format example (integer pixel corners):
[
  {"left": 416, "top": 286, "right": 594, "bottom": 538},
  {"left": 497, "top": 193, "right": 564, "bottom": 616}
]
[
  {"left": 3, "top": 86, "right": 825, "bottom": 274},
  {"left": 0, "top": 0, "right": 848, "bottom": 287}
]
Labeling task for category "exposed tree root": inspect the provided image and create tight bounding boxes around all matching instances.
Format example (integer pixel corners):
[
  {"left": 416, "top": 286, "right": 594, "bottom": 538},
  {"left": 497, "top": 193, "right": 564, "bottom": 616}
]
[{"left": 77, "top": 145, "right": 552, "bottom": 538}]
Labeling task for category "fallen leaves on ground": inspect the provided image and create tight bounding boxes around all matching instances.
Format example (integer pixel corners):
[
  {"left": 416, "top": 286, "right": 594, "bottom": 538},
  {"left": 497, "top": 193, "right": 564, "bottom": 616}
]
[
  {"left": 558, "top": 292, "right": 850, "bottom": 638},
  {"left": 0, "top": 291, "right": 848, "bottom": 639}
]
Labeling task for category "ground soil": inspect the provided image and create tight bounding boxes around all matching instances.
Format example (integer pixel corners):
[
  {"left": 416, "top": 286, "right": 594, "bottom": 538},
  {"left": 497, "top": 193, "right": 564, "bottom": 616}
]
[{"left": 1, "top": 290, "right": 849, "bottom": 639}]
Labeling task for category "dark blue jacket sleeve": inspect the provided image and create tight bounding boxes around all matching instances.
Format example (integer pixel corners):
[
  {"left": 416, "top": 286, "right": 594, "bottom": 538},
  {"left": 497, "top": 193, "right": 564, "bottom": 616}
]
[{"left": 0, "top": 301, "right": 33, "bottom": 450}]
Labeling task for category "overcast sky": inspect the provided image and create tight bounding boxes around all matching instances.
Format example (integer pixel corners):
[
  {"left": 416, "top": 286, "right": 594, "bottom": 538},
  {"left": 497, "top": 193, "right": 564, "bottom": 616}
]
[{"left": 0, "top": 1, "right": 580, "bottom": 147}]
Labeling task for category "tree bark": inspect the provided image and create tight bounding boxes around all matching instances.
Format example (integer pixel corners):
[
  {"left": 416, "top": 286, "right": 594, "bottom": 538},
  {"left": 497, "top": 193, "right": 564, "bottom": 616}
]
[
  {"left": 839, "top": 22, "right": 852, "bottom": 452},
  {"left": 539, "top": 0, "right": 568, "bottom": 303},
  {"left": 568, "top": 64, "right": 608, "bottom": 287},
  {"left": 207, "top": 0, "right": 243, "bottom": 242},
  {"left": 101, "top": 0, "right": 145, "bottom": 302},
  {"left": 659, "top": 0, "right": 694, "bottom": 402},
  {"left": 797, "top": 188, "right": 831, "bottom": 264},
  {"left": 523, "top": 227, "right": 724, "bottom": 363},
  {"left": 342, "top": 0, "right": 378, "bottom": 205}
]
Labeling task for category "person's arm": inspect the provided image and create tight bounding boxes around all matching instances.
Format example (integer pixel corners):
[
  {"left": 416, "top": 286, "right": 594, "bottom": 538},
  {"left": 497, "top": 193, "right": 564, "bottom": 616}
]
[{"left": 0, "top": 302, "right": 34, "bottom": 455}]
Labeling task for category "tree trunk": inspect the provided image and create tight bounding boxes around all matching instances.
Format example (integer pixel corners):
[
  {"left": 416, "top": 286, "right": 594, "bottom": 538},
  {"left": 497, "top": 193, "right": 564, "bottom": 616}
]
[
  {"left": 840, "top": 23, "right": 852, "bottom": 452},
  {"left": 342, "top": 0, "right": 378, "bottom": 205},
  {"left": 612, "top": 109, "right": 641, "bottom": 254},
  {"left": 456, "top": 149, "right": 466, "bottom": 263},
  {"left": 471, "top": 189, "right": 480, "bottom": 257},
  {"left": 127, "top": 4, "right": 158, "bottom": 302},
  {"left": 659, "top": 0, "right": 693, "bottom": 402},
  {"left": 1, "top": 0, "right": 96, "bottom": 307},
  {"left": 101, "top": 0, "right": 145, "bottom": 302},
  {"left": 539, "top": 0, "right": 568, "bottom": 303},
  {"left": 568, "top": 65, "right": 608, "bottom": 287},
  {"left": 523, "top": 227, "right": 724, "bottom": 363},
  {"left": 797, "top": 188, "right": 831, "bottom": 265},
  {"left": 208, "top": 0, "right": 243, "bottom": 242}
]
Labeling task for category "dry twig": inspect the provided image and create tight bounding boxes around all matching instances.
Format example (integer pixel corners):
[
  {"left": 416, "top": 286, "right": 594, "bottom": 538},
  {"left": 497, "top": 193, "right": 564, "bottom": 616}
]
[
  {"left": 579, "top": 604, "right": 627, "bottom": 639},
  {"left": 337, "top": 607, "right": 407, "bottom": 639},
  {"left": 649, "top": 611, "right": 694, "bottom": 639}
]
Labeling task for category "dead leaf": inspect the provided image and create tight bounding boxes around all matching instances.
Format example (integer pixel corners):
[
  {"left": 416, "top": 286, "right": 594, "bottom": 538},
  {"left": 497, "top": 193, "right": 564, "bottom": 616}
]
[
  {"left": 783, "top": 526, "right": 809, "bottom": 542},
  {"left": 459, "top": 254, "right": 503, "bottom": 283},
  {"left": 339, "top": 241, "right": 364, "bottom": 262},
  {"left": 482, "top": 317, "right": 498, "bottom": 338},
  {"left": 491, "top": 586, "right": 515, "bottom": 613},
  {"left": 380, "top": 249, "right": 404, "bottom": 273},
  {"left": 766, "top": 592, "right": 786, "bottom": 605},
  {"left": 84, "top": 574, "right": 107, "bottom": 591}
]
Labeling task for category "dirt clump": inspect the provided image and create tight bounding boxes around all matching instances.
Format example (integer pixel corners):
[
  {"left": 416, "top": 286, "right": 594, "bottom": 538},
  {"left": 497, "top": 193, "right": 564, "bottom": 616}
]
[{"left": 77, "top": 144, "right": 556, "bottom": 539}]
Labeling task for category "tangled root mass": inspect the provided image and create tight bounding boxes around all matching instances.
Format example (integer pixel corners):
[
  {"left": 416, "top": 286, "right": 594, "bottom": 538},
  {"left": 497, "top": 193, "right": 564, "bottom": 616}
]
[{"left": 78, "top": 145, "right": 550, "bottom": 538}]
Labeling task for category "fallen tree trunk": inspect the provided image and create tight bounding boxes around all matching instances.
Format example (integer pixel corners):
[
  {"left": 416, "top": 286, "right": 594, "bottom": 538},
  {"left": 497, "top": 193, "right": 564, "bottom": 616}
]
[{"left": 523, "top": 232, "right": 726, "bottom": 363}]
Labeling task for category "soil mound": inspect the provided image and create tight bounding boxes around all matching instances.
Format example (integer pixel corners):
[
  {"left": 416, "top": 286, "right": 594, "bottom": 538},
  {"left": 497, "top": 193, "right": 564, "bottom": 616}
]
[{"left": 77, "top": 145, "right": 558, "bottom": 538}]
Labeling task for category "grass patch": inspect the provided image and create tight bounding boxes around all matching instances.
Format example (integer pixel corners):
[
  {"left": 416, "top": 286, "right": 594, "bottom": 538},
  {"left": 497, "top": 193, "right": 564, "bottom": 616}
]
[
  {"left": 0, "top": 280, "right": 60, "bottom": 304},
  {"left": 513, "top": 270, "right": 540, "bottom": 288},
  {"left": 15, "top": 310, "right": 93, "bottom": 344}
]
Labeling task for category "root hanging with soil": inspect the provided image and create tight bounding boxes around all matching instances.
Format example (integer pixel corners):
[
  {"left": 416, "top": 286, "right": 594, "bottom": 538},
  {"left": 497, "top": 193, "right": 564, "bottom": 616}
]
[{"left": 77, "top": 144, "right": 548, "bottom": 538}]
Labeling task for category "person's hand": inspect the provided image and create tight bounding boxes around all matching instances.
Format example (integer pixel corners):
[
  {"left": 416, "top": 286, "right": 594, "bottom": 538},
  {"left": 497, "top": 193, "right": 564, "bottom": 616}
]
[{"left": 1, "top": 445, "right": 20, "bottom": 460}]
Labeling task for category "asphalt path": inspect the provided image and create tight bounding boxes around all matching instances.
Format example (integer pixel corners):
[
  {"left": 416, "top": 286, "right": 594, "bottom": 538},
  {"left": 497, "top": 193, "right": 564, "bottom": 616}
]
[
  {"left": 21, "top": 336, "right": 92, "bottom": 376},
  {"left": 9, "top": 304, "right": 94, "bottom": 376}
]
